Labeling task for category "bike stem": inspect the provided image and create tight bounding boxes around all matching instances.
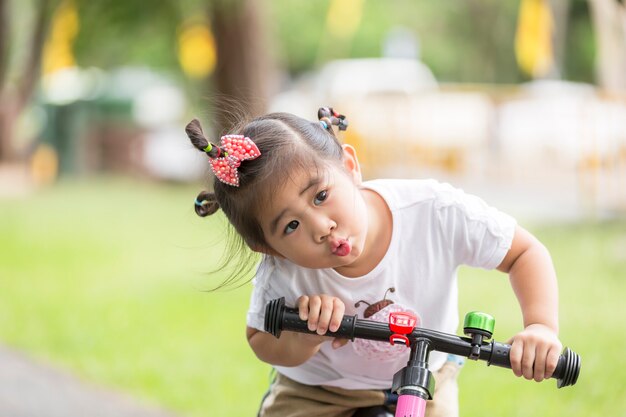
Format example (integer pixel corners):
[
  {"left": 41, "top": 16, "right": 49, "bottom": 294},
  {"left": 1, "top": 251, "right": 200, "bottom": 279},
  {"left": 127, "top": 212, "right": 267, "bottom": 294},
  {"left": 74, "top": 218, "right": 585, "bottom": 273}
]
[
  {"left": 391, "top": 340, "right": 435, "bottom": 417},
  {"left": 392, "top": 339, "right": 435, "bottom": 400}
]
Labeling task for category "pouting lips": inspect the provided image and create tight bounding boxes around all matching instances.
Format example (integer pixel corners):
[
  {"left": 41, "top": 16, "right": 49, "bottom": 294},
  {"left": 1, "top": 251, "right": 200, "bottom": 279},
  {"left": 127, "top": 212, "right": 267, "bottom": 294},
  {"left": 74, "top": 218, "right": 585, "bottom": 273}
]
[{"left": 332, "top": 239, "right": 351, "bottom": 257}]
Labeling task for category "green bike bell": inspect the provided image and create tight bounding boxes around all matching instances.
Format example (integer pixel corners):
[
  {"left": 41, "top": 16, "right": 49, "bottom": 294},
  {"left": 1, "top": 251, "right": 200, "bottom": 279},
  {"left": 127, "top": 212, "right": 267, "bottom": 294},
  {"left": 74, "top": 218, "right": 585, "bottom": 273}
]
[{"left": 463, "top": 311, "right": 495, "bottom": 339}]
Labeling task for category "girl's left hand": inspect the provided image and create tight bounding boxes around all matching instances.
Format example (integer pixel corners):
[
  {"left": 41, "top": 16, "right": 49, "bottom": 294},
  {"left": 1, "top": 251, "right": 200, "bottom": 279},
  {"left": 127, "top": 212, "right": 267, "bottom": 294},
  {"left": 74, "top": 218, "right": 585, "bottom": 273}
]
[{"left": 508, "top": 324, "right": 562, "bottom": 382}]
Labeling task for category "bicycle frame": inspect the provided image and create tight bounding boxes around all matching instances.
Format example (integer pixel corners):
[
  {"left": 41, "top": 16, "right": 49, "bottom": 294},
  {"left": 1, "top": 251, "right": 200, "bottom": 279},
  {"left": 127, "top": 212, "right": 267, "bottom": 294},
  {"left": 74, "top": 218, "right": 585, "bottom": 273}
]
[{"left": 264, "top": 297, "right": 580, "bottom": 417}]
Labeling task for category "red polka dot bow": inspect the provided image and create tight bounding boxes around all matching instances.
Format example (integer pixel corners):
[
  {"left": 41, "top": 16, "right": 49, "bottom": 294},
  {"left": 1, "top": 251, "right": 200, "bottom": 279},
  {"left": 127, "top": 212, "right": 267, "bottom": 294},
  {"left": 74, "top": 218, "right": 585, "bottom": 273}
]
[{"left": 208, "top": 135, "right": 261, "bottom": 186}]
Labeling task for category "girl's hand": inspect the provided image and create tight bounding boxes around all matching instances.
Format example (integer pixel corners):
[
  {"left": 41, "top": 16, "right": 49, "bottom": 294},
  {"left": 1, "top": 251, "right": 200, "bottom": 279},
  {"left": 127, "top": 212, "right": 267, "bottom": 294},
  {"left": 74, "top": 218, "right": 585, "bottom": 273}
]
[
  {"left": 508, "top": 324, "right": 562, "bottom": 382},
  {"left": 297, "top": 294, "right": 349, "bottom": 349}
]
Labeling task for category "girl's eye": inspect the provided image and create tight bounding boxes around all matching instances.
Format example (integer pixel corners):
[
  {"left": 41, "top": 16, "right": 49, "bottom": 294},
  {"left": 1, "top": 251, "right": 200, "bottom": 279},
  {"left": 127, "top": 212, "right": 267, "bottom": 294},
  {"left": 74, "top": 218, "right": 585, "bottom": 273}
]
[
  {"left": 284, "top": 220, "right": 299, "bottom": 235},
  {"left": 314, "top": 190, "right": 328, "bottom": 205}
]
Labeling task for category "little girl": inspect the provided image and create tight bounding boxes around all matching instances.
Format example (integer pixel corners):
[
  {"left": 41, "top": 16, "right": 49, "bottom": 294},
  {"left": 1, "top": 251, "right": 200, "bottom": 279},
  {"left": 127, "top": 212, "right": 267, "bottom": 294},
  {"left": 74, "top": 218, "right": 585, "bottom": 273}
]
[{"left": 184, "top": 108, "right": 562, "bottom": 417}]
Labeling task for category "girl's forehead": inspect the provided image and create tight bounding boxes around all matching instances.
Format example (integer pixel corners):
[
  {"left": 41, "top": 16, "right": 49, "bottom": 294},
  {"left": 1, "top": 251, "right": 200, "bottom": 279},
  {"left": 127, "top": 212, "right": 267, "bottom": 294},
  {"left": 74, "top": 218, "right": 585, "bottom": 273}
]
[
  {"left": 257, "top": 165, "right": 334, "bottom": 217},
  {"left": 273, "top": 167, "right": 329, "bottom": 200}
]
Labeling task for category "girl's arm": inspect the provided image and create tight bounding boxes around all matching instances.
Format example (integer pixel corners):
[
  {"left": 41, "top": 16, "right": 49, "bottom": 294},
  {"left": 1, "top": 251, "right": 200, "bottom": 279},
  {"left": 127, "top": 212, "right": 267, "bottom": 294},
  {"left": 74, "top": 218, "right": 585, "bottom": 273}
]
[
  {"left": 247, "top": 327, "right": 326, "bottom": 366},
  {"left": 497, "top": 225, "right": 562, "bottom": 382},
  {"left": 247, "top": 294, "right": 347, "bottom": 366}
]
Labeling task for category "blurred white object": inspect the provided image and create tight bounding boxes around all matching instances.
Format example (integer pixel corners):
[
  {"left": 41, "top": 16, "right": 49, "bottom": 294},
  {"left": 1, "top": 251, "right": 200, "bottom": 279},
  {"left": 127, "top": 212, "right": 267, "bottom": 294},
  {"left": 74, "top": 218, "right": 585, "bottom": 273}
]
[
  {"left": 42, "top": 67, "right": 107, "bottom": 105},
  {"left": 270, "top": 62, "right": 626, "bottom": 216},
  {"left": 408, "top": 92, "right": 494, "bottom": 148},
  {"left": 270, "top": 58, "right": 438, "bottom": 118},
  {"left": 142, "top": 126, "right": 205, "bottom": 181},
  {"left": 497, "top": 80, "right": 626, "bottom": 169},
  {"left": 133, "top": 85, "right": 186, "bottom": 128},
  {"left": 315, "top": 58, "right": 437, "bottom": 99},
  {"left": 270, "top": 58, "right": 492, "bottom": 176}
]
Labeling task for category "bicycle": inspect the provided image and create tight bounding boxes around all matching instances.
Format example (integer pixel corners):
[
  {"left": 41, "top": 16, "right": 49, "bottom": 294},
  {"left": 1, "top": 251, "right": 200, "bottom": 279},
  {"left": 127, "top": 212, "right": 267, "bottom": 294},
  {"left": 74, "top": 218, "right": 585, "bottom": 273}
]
[{"left": 264, "top": 297, "right": 581, "bottom": 417}]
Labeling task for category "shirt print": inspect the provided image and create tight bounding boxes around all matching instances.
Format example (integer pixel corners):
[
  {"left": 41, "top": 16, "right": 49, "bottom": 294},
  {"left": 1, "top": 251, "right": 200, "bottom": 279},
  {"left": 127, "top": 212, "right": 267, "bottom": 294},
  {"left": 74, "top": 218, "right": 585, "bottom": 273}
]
[{"left": 351, "top": 288, "right": 421, "bottom": 362}]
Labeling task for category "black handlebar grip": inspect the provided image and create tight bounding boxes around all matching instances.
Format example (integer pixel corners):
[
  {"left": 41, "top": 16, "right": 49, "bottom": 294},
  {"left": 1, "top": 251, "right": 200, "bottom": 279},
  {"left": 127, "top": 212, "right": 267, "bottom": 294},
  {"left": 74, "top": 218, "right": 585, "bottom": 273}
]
[
  {"left": 488, "top": 341, "right": 581, "bottom": 388},
  {"left": 264, "top": 297, "right": 357, "bottom": 339}
]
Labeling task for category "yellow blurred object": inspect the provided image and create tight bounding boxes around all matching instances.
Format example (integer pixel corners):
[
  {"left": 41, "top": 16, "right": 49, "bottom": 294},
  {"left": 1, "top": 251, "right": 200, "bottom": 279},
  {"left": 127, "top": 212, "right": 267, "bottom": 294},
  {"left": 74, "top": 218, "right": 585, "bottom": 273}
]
[
  {"left": 178, "top": 22, "right": 217, "bottom": 79},
  {"left": 326, "top": 0, "right": 364, "bottom": 39},
  {"left": 31, "top": 144, "right": 59, "bottom": 186},
  {"left": 515, "top": 0, "right": 554, "bottom": 78},
  {"left": 42, "top": 0, "right": 79, "bottom": 75}
]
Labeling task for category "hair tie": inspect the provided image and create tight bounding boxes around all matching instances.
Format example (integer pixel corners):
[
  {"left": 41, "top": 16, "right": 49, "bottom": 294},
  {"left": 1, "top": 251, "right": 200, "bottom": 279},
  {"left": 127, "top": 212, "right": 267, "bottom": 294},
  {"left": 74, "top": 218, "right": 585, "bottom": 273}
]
[
  {"left": 319, "top": 120, "right": 328, "bottom": 129},
  {"left": 206, "top": 134, "right": 261, "bottom": 187},
  {"left": 185, "top": 118, "right": 260, "bottom": 187},
  {"left": 194, "top": 199, "right": 206, "bottom": 207},
  {"left": 317, "top": 107, "right": 349, "bottom": 131},
  {"left": 202, "top": 143, "right": 223, "bottom": 158}
]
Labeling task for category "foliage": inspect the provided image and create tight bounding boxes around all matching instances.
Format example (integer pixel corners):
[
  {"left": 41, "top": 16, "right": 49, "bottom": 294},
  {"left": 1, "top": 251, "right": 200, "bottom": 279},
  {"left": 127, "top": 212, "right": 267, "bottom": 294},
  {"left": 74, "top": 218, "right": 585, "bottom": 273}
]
[
  {"left": 72, "top": 0, "right": 182, "bottom": 70},
  {"left": 0, "top": 179, "right": 624, "bottom": 416},
  {"left": 64, "top": 0, "right": 597, "bottom": 84},
  {"left": 563, "top": 0, "right": 595, "bottom": 82}
]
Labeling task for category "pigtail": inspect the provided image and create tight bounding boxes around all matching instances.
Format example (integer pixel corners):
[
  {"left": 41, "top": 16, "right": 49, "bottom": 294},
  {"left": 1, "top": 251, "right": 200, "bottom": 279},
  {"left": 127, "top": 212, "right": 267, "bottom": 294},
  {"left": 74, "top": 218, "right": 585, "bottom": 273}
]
[
  {"left": 185, "top": 118, "right": 224, "bottom": 159},
  {"left": 185, "top": 119, "right": 221, "bottom": 217},
  {"left": 194, "top": 190, "right": 219, "bottom": 217},
  {"left": 185, "top": 119, "right": 210, "bottom": 150},
  {"left": 317, "top": 107, "right": 349, "bottom": 134}
]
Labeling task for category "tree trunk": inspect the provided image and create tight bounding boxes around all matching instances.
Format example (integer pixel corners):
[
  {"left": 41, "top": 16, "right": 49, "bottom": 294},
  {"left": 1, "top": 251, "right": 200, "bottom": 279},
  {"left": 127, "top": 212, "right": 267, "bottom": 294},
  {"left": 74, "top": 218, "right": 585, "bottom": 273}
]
[
  {"left": 0, "top": 0, "right": 8, "bottom": 88},
  {"left": 210, "top": 0, "right": 275, "bottom": 135},
  {"left": 0, "top": 0, "right": 10, "bottom": 161},
  {"left": 549, "top": 0, "right": 570, "bottom": 78},
  {"left": 587, "top": 0, "right": 626, "bottom": 93},
  {"left": 0, "top": 0, "right": 54, "bottom": 162}
]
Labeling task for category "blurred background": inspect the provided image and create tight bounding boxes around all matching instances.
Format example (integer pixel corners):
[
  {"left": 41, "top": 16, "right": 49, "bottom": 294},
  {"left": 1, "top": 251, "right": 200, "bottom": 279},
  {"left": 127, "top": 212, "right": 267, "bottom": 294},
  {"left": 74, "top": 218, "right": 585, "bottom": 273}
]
[{"left": 1, "top": 0, "right": 625, "bottom": 416}]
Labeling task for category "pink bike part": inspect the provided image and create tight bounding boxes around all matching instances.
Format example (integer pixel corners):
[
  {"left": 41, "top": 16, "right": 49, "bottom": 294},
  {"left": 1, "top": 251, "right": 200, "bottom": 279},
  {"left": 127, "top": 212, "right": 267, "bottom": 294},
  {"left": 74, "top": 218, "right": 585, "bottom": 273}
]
[{"left": 395, "top": 394, "right": 426, "bottom": 417}]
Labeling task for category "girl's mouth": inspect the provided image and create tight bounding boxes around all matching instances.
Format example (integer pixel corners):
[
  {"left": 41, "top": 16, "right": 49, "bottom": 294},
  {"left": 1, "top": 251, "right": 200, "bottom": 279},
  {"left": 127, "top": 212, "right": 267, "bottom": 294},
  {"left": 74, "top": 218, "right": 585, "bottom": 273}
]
[{"left": 331, "top": 239, "right": 351, "bottom": 257}]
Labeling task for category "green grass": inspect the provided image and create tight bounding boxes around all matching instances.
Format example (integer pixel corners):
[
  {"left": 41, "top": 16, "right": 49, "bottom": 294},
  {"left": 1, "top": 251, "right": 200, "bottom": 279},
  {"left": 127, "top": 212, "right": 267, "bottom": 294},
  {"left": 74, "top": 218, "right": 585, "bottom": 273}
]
[
  {"left": 1, "top": 178, "right": 625, "bottom": 416},
  {"left": 0, "top": 178, "right": 270, "bottom": 416}
]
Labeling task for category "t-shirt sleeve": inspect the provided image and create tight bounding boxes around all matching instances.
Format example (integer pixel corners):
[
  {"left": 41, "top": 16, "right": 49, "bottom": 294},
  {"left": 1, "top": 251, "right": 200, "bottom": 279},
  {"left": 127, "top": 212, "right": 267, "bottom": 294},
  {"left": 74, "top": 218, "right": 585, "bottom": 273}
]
[
  {"left": 246, "top": 256, "right": 283, "bottom": 331},
  {"left": 434, "top": 184, "right": 517, "bottom": 270}
]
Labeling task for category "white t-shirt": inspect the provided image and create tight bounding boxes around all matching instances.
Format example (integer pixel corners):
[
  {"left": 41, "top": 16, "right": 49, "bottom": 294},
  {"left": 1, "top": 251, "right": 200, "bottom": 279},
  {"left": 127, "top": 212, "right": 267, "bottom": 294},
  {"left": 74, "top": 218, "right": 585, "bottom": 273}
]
[{"left": 247, "top": 179, "right": 516, "bottom": 390}]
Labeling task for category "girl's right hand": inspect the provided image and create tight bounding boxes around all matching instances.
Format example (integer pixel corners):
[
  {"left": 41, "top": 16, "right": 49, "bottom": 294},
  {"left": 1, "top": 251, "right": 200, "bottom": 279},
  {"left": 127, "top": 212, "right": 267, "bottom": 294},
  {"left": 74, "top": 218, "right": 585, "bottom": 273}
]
[{"left": 297, "top": 294, "right": 349, "bottom": 349}]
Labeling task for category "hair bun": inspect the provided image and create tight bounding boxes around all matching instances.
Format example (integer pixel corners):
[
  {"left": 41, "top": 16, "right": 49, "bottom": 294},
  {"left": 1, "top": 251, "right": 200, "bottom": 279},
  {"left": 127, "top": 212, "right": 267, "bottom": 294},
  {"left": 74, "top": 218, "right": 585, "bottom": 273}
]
[{"left": 194, "top": 191, "right": 219, "bottom": 217}]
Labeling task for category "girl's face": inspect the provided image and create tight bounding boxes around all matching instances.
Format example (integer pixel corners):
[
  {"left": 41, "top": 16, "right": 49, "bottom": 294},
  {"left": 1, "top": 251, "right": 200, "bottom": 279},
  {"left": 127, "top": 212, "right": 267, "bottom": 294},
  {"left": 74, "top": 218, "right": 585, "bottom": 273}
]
[{"left": 257, "top": 147, "right": 372, "bottom": 273}]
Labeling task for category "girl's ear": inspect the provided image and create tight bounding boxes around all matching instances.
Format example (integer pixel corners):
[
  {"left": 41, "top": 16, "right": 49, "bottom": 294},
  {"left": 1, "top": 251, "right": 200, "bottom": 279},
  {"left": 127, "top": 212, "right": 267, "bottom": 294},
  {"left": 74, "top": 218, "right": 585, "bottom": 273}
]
[{"left": 341, "top": 144, "right": 362, "bottom": 184}]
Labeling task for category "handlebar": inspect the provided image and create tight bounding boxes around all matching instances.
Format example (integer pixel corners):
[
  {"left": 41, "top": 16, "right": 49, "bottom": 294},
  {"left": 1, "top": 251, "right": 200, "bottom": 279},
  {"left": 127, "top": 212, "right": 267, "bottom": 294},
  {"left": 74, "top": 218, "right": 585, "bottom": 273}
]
[{"left": 264, "top": 297, "right": 580, "bottom": 388}]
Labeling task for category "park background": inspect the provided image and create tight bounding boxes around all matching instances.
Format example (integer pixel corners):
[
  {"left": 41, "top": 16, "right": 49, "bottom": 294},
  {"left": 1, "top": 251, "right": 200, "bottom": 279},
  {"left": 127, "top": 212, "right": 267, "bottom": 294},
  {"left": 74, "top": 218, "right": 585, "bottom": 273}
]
[{"left": 1, "top": 0, "right": 625, "bottom": 416}]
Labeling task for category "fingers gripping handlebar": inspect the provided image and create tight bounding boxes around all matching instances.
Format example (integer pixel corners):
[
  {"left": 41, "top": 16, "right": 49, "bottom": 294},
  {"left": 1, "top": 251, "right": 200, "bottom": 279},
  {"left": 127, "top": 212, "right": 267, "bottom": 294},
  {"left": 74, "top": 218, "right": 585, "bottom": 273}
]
[{"left": 264, "top": 297, "right": 580, "bottom": 388}]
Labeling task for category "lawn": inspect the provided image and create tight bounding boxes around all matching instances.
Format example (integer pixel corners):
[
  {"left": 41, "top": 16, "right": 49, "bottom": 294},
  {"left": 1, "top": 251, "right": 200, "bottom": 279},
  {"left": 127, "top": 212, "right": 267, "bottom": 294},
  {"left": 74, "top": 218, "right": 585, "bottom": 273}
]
[{"left": 1, "top": 178, "right": 624, "bottom": 416}]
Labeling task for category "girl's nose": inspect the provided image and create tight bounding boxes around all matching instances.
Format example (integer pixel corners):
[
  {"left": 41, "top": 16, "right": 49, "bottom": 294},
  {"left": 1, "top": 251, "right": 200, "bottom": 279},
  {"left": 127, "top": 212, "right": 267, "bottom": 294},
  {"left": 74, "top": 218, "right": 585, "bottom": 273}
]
[{"left": 313, "top": 217, "right": 337, "bottom": 243}]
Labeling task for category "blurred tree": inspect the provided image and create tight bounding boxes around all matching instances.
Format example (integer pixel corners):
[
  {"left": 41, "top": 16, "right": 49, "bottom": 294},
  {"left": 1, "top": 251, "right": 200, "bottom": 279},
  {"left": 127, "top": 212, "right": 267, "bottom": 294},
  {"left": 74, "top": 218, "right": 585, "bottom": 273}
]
[
  {"left": 0, "top": 0, "right": 274, "bottom": 162},
  {"left": 563, "top": 1, "right": 595, "bottom": 82},
  {"left": 0, "top": 0, "right": 58, "bottom": 162},
  {"left": 209, "top": 0, "right": 274, "bottom": 135},
  {"left": 0, "top": 0, "right": 6, "bottom": 87},
  {"left": 549, "top": 0, "right": 571, "bottom": 78},
  {"left": 73, "top": 0, "right": 274, "bottom": 135},
  {"left": 72, "top": 0, "right": 180, "bottom": 69},
  {"left": 587, "top": 0, "right": 626, "bottom": 93},
  {"left": 0, "top": 0, "right": 613, "bottom": 164}
]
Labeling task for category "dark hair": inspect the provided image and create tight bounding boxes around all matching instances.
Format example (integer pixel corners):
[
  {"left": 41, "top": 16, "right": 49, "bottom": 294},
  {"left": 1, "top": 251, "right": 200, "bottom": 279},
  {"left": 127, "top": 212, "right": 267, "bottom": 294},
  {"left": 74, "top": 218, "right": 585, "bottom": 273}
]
[{"left": 185, "top": 111, "right": 346, "bottom": 289}]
